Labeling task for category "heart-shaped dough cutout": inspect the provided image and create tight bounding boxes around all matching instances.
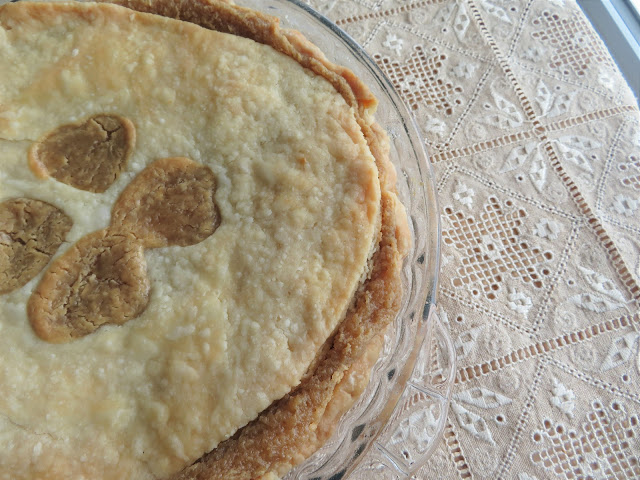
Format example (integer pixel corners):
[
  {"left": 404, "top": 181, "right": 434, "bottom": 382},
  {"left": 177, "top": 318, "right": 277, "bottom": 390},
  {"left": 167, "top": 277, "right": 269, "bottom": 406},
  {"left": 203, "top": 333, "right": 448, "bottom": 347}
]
[
  {"left": 112, "top": 157, "right": 220, "bottom": 248},
  {"left": 29, "top": 114, "right": 136, "bottom": 193},
  {"left": 0, "top": 198, "right": 72, "bottom": 294},
  {"left": 28, "top": 229, "right": 149, "bottom": 343}
]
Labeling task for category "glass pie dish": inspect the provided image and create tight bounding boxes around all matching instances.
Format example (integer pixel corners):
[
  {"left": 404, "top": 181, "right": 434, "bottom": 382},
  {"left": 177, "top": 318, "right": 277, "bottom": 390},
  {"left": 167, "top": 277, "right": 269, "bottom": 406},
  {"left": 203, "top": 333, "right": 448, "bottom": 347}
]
[
  {"left": 1, "top": 0, "right": 456, "bottom": 477},
  {"left": 232, "top": 0, "right": 456, "bottom": 478}
]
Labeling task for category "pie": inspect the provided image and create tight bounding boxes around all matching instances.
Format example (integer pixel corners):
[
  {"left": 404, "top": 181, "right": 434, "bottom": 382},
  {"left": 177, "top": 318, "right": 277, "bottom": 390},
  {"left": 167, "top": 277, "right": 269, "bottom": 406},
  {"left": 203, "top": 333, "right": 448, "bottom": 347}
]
[{"left": 0, "top": 1, "right": 410, "bottom": 479}]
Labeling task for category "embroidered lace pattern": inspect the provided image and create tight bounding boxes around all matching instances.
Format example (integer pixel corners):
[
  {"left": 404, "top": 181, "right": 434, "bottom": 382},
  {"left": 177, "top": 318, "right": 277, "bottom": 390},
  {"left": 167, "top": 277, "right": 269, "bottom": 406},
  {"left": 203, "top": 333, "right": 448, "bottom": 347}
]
[{"left": 308, "top": 0, "right": 640, "bottom": 478}]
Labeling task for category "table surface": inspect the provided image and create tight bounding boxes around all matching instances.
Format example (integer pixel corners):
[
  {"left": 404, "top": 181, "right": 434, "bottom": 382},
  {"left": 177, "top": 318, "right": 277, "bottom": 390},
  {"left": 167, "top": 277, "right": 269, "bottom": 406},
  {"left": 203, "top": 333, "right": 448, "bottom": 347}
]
[{"left": 305, "top": 0, "right": 640, "bottom": 478}]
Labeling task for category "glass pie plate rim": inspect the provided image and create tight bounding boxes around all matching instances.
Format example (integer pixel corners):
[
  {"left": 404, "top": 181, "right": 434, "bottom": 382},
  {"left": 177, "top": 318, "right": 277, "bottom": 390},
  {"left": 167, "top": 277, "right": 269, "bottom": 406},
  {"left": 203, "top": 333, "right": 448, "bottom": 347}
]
[{"left": 229, "top": 1, "right": 457, "bottom": 478}]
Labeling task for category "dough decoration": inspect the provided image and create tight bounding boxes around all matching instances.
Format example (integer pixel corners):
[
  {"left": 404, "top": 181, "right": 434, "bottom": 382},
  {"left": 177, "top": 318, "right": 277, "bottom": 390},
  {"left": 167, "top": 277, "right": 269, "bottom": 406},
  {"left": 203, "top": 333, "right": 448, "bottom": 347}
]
[
  {"left": 29, "top": 114, "right": 136, "bottom": 193},
  {"left": 5, "top": 111, "right": 219, "bottom": 342},
  {"left": 27, "top": 157, "right": 220, "bottom": 343},
  {"left": 0, "top": 198, "right": 73, "bottom": 294},
  {"left": 27, "top": 229, "right": 150, "bottom": 343},
  {"left": 112, "top": 156, "right": 220, "bottom": 248}
]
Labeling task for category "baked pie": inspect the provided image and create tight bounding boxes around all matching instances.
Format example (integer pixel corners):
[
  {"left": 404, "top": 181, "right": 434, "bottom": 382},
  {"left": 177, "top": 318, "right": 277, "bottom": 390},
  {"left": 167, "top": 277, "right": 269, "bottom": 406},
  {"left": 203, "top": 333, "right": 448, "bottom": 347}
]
[{"left": 0, "top": 1, "right": 410, "bottom": 478}]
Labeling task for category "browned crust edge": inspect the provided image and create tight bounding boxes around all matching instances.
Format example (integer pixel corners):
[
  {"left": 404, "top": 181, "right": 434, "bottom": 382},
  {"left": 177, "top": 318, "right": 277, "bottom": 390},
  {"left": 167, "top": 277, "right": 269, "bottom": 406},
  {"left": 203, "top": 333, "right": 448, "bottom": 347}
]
[
  {"left": 174, "top": 191, "right": 405, "bottom": 480},
  {"left": 89, "top": 1, "right": 409, "bottom": 478}
]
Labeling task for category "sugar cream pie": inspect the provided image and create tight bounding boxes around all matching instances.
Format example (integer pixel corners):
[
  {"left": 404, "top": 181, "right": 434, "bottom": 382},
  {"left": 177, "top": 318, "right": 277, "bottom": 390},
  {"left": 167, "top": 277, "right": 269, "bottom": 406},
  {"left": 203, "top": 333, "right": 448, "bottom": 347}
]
[{"left": 0, "top": 1, "right": 410, "bottom": 478}]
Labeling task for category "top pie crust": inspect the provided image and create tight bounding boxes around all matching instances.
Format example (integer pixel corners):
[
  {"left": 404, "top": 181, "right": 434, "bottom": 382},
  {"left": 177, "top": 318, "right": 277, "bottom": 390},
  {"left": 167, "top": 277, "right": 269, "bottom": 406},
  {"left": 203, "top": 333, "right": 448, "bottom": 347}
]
[{"left": 0, "top": 1, "right": 409, "bottom": 479}]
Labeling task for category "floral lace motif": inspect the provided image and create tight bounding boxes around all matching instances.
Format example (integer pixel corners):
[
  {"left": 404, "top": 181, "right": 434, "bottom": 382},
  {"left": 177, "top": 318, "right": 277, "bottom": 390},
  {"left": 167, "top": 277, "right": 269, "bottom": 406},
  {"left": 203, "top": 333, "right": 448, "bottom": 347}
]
[
  {"left": 531, "top": 11, "right": 615, "bottom": 77},
  {"left": 619, "top": 154, "right": 640, "bottom": 191},
  {"left": 442, "top": 196, "right": 553, "bottom": 299},
  {"left": 531, "top": 401, "right": 640, "bottom": 479},
  {"left": 374, "top": 46, "right": 463, "bottom": 114}
]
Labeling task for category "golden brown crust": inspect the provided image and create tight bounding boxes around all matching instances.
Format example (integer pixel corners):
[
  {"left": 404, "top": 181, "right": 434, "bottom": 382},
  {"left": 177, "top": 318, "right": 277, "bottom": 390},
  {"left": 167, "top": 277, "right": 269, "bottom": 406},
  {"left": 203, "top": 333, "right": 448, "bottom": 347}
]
[
  {"left": 171, "top": 191, "right": 403, "bottom": 480},
  {"left": 98, "top": 0, "right": 378, "bottom": 118},
  {"left": 27, "top": 156, "right": 220, "bottom": 343},
  {"left": 27, "top": 228, "right": 150, "bottom": 343},
  {"left": 251, "top": 329, "right": 387, "bottom": 480},
  {"left": 86, "top": 1, "right": 410, "bottom": 478},
  {"left": 83, "top": 2, "right": 409, "bottom": 478},
  {"left": 9, "top": 1, "right": 409, "bottom": 477},
  {"left": 313, "top": 333, "right": 385, "bottom": 451},
  {"left": 112, "top": 157, "right": 220, "bottom": 248},
  {"left": 0, "top": 198, "right": 73, "bottom": 294},
  {"left": 28, "top": 114, "right": 136, "bottom": 193}
]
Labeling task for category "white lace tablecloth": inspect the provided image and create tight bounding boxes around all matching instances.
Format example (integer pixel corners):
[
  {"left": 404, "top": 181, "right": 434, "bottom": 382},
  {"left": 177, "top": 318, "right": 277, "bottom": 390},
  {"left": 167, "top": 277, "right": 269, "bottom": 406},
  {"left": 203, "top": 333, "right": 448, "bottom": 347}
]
[{"left": 305, "top": 0, "right": 640, "bottom": 478}]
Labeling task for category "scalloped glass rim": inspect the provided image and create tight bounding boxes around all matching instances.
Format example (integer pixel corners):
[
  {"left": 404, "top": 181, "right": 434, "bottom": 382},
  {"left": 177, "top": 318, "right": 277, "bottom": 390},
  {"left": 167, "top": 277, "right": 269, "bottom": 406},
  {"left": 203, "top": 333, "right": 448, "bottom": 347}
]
[{"left": 230, "top": 0, "right": 451, "bottom": 478}]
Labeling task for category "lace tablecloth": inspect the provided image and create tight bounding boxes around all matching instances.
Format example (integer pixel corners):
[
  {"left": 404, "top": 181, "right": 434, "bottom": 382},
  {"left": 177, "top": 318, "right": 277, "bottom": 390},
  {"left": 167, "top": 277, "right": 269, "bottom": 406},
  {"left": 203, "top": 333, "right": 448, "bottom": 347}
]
[{"left": 305, "top": 0, "right": 640, "bottom": 478}]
